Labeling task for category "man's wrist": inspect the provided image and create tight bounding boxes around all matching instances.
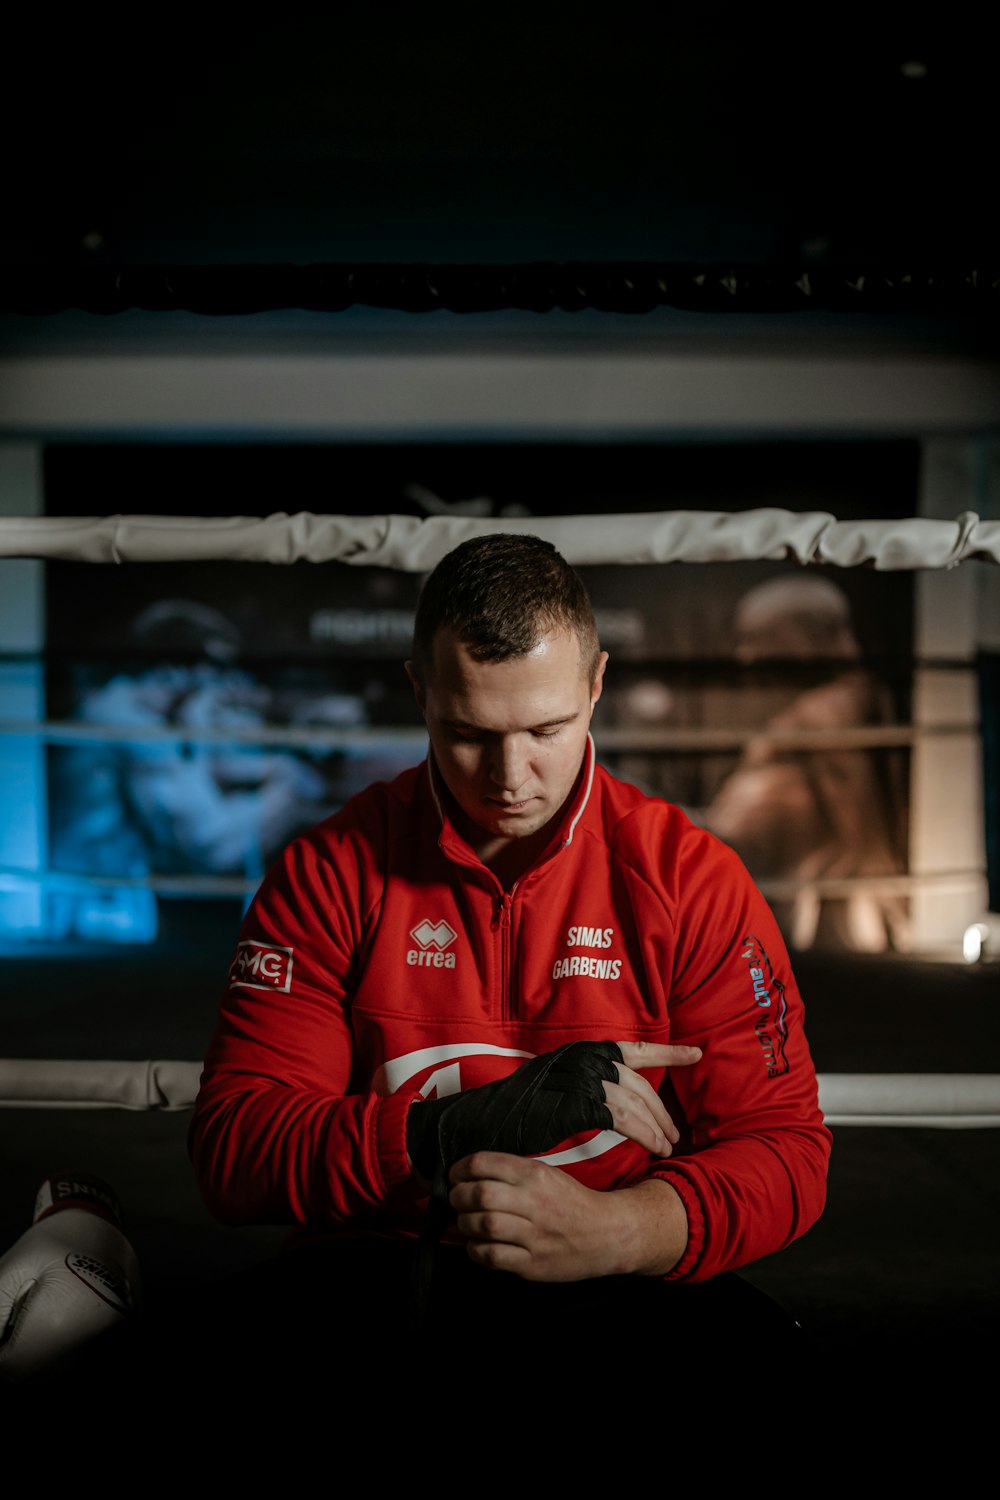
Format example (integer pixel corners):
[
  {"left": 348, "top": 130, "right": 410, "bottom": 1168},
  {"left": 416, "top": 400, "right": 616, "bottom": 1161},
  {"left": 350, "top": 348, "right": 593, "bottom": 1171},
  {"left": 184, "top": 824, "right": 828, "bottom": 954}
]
[{"left": 614, "top": 1178, "right": 689, "bottom": 1277}]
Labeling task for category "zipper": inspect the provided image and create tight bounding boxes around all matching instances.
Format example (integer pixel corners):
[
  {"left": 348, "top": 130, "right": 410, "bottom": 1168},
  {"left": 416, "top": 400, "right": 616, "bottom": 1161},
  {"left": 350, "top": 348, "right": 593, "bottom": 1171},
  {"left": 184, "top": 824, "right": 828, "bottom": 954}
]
[{"left": 497, "top": 888, "right": 515, "bottom": 1023}]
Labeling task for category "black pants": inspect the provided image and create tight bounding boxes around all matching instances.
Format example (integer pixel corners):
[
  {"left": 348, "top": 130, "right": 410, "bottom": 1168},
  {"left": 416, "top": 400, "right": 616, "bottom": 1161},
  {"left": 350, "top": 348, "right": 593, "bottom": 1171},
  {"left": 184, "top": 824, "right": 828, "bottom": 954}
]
[
  {"left": 166, "top": 1239, "right": 812, "bottom": 1409},
  {"left": 10, "top": 1237, "right": 820, "bottom": 1451}
]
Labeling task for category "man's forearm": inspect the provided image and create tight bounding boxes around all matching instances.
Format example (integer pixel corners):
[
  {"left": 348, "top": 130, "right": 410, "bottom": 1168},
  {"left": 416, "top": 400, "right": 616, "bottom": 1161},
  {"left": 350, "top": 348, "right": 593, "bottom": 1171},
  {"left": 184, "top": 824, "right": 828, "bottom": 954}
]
[{"left": 611, "top": 1177, "right": 689, "bottom": 1277}]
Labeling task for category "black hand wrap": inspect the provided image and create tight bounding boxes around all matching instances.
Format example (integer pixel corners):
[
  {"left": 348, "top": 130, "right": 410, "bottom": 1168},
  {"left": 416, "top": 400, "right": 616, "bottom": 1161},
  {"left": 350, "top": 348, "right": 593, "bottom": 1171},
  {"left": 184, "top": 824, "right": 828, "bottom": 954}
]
[
  {"left": 407, "top": 1040, "right": 623, "bottom": 1329},
  {"left": 407, "top": 1039, "right": 622, "bottom": 1182}
]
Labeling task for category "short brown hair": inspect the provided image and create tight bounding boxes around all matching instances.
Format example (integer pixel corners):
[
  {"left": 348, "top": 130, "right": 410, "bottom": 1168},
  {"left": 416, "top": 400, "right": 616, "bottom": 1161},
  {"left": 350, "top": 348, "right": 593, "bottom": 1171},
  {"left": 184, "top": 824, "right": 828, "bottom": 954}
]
[{"left": 410, "top": 532, "right": 601, "bottom": 681}]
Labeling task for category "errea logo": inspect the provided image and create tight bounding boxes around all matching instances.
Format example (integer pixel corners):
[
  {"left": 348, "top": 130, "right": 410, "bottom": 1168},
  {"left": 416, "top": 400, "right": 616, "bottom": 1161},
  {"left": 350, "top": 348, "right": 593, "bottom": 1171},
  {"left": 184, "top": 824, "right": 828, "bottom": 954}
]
[{"left": 408, "top": 918, "right": 458, "bottom": 969}]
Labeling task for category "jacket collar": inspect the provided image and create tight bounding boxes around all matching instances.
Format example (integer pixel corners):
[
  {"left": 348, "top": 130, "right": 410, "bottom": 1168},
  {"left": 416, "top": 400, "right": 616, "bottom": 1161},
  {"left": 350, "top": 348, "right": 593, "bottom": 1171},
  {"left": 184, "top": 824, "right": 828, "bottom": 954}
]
[{"left": 427, "top": 733, "right": 597, "bottom": 870}]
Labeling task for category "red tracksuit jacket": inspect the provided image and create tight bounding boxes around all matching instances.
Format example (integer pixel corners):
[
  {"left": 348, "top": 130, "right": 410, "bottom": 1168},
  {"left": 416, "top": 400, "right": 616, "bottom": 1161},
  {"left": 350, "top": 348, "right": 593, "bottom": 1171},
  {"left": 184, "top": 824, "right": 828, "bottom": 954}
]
[{"left": 189, "top": 738, "right": 831, "bottom": 1281}]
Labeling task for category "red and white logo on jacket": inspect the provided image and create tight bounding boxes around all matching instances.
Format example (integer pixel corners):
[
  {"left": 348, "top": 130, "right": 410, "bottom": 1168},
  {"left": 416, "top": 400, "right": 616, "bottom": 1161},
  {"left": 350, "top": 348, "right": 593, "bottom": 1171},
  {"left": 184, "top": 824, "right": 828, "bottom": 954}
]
[
  {"left": 407, "top": 918, "right": 458, "bottom": 969},
  {"left": 228, "top": 941, "right": 294, "bottom": 993},
  {"left": 372, "top": 1043, "right": 626, "bottom": 1167}
]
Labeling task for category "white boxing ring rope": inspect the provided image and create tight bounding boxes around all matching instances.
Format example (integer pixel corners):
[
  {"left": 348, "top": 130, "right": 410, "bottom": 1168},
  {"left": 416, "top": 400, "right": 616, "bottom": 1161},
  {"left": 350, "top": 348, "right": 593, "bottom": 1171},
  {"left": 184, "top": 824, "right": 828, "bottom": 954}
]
[
  {"left": 1, "top": 508, "right": 999, "bottom": 569},
  {"left": 3, "top": 506, "right": 998, "bottom": 1122},
  {"left": 1, "top": 1060, "right": 999, "bottom": 1129}
]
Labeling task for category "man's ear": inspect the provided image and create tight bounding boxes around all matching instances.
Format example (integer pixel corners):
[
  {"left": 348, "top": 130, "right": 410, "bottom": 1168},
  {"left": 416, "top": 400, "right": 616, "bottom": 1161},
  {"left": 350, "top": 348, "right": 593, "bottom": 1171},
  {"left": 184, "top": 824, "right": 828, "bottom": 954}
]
[
  {"left": 590, "top": 651, "right": 609, "bottom": 711},
  {"left": 405, "top": 660, "right": 426, "bottom": 716}
]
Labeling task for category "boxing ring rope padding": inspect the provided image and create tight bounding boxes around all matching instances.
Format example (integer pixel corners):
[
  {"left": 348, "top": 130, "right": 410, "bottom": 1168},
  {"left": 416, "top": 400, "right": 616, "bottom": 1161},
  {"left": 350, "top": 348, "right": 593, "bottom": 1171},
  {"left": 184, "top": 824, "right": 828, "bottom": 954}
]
[
  {"left": 1, "top": 510, "right": 998, "bottom": 569},
  {"left": 0, "top": 1060, "right": 203, "bottom": 1111},
  {"left": 1, "top": 1060, "right": 998, "bottom": 1125}
]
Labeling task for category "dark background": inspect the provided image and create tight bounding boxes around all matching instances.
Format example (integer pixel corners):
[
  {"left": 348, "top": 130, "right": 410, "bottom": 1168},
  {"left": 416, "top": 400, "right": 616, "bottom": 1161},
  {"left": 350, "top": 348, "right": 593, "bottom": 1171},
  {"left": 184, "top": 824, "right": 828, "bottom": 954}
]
[
  {"left": 2, "top": 9, "right": 995, "bottom": 270},
  {"left": 2, "top": 7, "right": 998, "bottom": 359}
]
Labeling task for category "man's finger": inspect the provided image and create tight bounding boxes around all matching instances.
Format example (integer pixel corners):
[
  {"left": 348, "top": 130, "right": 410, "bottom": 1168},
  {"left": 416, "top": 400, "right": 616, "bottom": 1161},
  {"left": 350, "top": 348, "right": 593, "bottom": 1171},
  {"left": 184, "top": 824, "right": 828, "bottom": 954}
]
[
  {"left": 603, "top": 1079, "right": 677, "bottom": 1157},
  {"left": 616, "top": 1041, "right": 702, "bottom": 1071},
  {"left": 449, "top": 1150, "right": 533, "bottom": 1187},
  {"left": 612, "top": 1063, "right": 679, "bottom": 1141}
]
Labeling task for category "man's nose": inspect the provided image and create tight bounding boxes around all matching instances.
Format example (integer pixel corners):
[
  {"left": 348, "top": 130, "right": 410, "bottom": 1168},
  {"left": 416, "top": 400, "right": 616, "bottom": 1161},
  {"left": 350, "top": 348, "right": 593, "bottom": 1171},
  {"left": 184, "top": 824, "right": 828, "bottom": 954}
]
[{"left": 489, "top": 736, "right": 528, "bottom": 791}]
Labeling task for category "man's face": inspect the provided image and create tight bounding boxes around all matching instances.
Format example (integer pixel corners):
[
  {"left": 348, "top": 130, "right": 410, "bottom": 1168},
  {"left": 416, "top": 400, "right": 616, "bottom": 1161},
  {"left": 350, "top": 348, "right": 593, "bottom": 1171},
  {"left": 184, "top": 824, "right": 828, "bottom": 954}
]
[{"left": 407, "top": 627, "right": 607, "bottom": 856}]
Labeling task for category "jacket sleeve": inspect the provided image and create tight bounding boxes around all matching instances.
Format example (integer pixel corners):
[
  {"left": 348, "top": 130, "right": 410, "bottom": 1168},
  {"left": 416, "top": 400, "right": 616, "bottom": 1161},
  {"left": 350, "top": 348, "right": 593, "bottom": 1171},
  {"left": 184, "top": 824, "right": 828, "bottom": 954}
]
[
  {"left": 646, "top": 823, "right": 832, "bottom": 1282},
  {"left": 187, "top": 821, "right": 421, "bottom": 1229}
]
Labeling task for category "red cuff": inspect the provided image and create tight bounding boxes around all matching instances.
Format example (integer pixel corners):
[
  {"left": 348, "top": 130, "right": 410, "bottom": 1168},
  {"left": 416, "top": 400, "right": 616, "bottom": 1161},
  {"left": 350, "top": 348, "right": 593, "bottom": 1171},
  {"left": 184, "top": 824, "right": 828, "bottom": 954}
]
[
  {"left": 651, "top": 1168, "right": 706, "bottom": 1281},
  {"left": 372, "top": 1090, "right": 424, "bottom": 1202}
]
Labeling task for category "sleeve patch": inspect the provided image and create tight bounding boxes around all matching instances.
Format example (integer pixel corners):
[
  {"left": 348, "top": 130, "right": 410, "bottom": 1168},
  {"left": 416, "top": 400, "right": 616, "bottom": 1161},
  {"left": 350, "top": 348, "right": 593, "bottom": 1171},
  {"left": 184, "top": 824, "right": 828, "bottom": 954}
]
[
  {"left": 740, "top": 934, "right": 790, "bottom": 1078},
  {"left": 228, "top": 940, "right": 294, "bottom": 993}
]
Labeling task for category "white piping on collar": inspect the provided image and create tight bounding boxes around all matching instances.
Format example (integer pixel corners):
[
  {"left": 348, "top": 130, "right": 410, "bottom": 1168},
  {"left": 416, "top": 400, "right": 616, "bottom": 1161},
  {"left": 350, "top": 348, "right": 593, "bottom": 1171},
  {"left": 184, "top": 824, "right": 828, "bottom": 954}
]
[
  {"left": 427, "top": 735, "right": 595, "bottom": 847},
  {"left": 563, "top": 733, "right": 596, "bottom": 848}
]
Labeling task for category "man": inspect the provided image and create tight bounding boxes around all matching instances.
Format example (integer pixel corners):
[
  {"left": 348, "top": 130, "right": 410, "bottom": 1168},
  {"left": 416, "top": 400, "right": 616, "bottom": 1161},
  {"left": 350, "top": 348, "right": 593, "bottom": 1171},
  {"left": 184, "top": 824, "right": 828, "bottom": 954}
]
[{"left": 186, "top": 533, "right": 831, "bottom": 1416}]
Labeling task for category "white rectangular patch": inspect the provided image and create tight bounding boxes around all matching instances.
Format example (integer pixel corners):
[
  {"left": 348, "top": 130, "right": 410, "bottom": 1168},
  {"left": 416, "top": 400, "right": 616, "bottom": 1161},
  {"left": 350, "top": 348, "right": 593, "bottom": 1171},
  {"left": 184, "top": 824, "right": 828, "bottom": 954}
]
[{"left": 228, "top": 940, "right": 294, "bottom": 993}]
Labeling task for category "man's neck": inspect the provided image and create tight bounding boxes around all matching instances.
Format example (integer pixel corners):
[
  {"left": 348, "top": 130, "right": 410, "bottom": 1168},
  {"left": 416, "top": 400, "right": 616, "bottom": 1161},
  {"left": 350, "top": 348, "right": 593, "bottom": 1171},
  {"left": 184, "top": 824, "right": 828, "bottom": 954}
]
[
  {"left": 430, "top": 746, "right": 591, "bottom": 888},
  {"left": 464, "top": 822, "right": 558, "bottom": 889},
  {"left": 442, "top": 782, "right": 578, "bottom": 889}
]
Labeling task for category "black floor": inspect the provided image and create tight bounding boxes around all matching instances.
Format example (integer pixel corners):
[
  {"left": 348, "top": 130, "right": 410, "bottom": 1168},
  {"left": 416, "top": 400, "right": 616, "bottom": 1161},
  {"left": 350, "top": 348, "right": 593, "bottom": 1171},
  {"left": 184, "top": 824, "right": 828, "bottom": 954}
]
[{"left": 3, "top": 900, "right": 999, "bottom": 1376}]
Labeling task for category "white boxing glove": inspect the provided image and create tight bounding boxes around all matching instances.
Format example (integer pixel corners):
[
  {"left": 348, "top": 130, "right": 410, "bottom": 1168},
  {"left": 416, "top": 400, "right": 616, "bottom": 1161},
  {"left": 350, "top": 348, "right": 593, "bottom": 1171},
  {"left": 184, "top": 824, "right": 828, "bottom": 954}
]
[{"left": 0, "top": 1174, "right": 141, "bottom": 1384}]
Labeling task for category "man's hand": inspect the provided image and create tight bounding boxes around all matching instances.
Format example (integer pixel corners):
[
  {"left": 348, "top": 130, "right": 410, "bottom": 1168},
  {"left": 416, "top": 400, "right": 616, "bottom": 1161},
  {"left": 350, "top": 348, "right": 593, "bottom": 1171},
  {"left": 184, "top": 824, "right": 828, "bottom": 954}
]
[
  {"left": 443, "top": 1040, "right": 699, "bottom": 1281},
  {"left": 448, "top": 1153, "right": 690, "bottom": 1281},
  {"left": 595, "top": 1040, "right": 701, "bottom": 1157},
  {"left": 406, "top": 1039, "right": 701, "bottom": 1185}
]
